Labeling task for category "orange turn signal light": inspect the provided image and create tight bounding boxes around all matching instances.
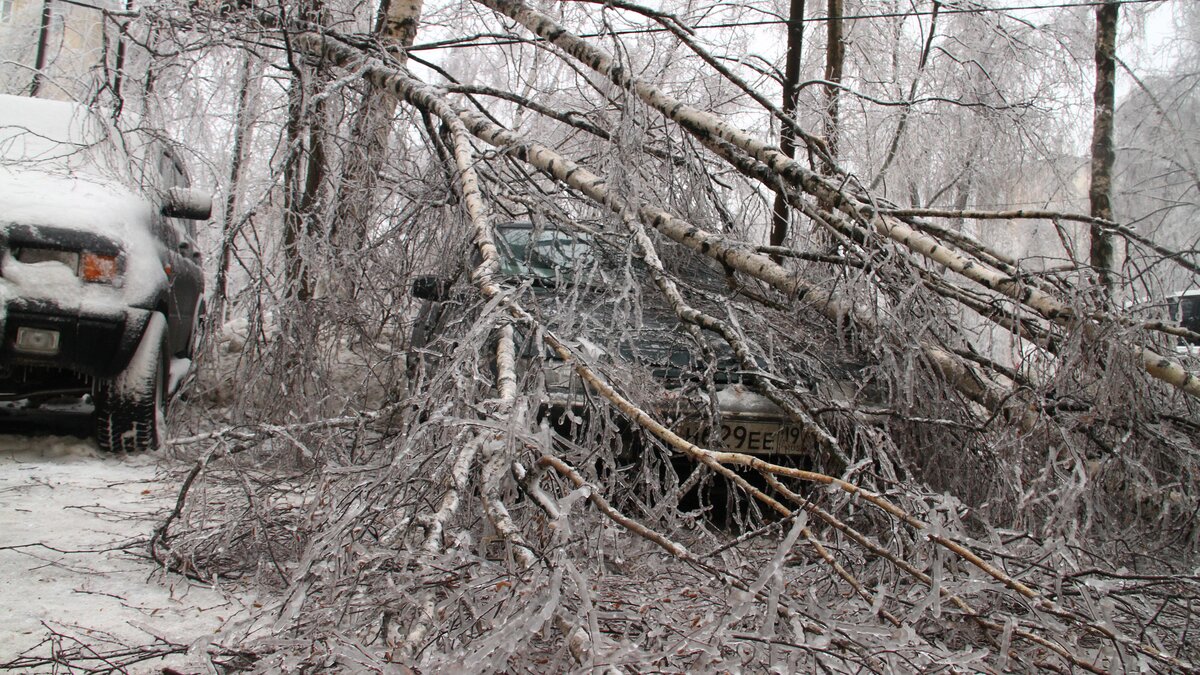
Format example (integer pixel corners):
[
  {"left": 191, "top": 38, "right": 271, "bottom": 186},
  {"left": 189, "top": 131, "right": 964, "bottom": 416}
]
[{"left": 81, "top": 252, "right": 120, "bottom": 283}]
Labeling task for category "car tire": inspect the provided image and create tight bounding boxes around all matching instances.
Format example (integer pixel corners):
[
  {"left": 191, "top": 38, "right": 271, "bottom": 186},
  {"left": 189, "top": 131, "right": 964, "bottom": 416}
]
[{"left": 95, "top": 312, "right": 169, "bottom": 452}]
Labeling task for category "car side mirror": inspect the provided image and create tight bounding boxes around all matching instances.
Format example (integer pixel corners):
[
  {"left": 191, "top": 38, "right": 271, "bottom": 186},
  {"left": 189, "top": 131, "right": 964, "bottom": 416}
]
[
  {"left": 163, "top": 187, "right": 213, "bottom": 221},
  {"left": 412, "top": 276, "right": 450, "bottom": 301}
]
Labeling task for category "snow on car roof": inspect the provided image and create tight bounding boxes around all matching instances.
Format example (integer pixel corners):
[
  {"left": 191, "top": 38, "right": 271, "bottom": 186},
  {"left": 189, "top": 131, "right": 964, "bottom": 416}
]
[{"left": 0, "top": 94, "right": 133, "bottom": 180}]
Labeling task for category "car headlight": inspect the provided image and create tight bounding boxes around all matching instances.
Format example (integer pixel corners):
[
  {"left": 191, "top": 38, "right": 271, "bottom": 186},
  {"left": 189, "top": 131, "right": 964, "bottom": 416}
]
[
  {"left": 17, "top": 247, "right": 79, "bottom": 269},
  {"left": 16, "top": 247, "right": 123, "bottom": 285}
]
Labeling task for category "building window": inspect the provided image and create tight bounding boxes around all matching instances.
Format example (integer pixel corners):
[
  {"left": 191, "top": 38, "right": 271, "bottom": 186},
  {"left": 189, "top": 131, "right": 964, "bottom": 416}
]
[{"left": 0, "top": 0, "right": 13, "bottom": 22}]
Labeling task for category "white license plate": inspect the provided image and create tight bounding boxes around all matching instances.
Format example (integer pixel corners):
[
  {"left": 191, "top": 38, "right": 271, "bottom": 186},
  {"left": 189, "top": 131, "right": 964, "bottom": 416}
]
[{"left": 680, "top": 419, "right": 805, "bottom": 455}]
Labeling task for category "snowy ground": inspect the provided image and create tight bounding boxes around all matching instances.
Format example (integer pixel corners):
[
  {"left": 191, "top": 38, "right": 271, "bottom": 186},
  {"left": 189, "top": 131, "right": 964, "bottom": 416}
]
[{"left": 0, "top": 409, "right": 247, "bottom": 673}]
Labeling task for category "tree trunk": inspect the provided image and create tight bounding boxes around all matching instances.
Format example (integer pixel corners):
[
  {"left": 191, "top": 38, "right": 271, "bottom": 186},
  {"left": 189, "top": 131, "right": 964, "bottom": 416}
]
[
  {"left": 111, "top": 0, "right": 131, "bottom": 105},
  {"left": 30, "top": 0, "right": 52, "bottom": 96},
  {"left": 769, "top": 0, "right": 805, "bottom": 255},
  {"left": 870, "top": 0, "right": 940, "bottom": 193},
  {"left": 282, "top": 76, "right": 311, "bottom": 302},
  {"left": 822, "top": 0, "right": 844, "bottom": 175},
  {"left": 282, "top": 0, "right": 332, "bottom": 304},
  {"left": 328, "top": 0, "right": 423, "bottom": 248},
  {"left": 1089, "top": 0, "right": 1118, "bottom": 293},
  {"left": 214, "top": 53, "right": 261, "bottom": 320}
]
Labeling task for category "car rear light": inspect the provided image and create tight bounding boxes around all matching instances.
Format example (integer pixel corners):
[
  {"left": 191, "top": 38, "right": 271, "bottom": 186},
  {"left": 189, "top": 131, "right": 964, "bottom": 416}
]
[
  {"left": 14, "top": 327, "right": 61, "bottom": 355},
  {"left": 17, "top": 248, "right": 80, "bottom": 270},
  {"left": 81, "top": 252, "right": 120, "bottom": 283}
]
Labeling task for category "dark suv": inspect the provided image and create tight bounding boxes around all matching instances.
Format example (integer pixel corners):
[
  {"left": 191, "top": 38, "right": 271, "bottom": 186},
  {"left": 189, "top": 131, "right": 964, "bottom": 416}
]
[
  {"left": 0, "top": 94, "right": 210, "bottom": 451},
  {"left": 410, "top": 222, "right": 805, "bottom": 456}
]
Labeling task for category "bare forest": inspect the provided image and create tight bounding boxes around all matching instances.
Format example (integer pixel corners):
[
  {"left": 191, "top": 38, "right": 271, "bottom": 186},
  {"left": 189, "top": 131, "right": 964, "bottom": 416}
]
[{"left": 4, "top": 0, "right": 1200, "bottom": 671}]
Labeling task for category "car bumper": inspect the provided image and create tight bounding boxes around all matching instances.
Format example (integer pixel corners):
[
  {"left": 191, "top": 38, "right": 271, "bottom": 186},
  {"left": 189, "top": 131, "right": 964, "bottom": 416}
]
[
  {"left": 0, "top": 305, "right": 151, "bottom": 380},
  {"left": 544, "top": 381, "right": 805, "bottom": 455}
]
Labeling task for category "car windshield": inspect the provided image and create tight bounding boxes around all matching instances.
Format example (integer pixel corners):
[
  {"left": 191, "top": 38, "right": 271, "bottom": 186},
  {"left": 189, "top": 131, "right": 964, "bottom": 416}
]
[
  {"left": 1170, "top": 293, "right": 1200, "bottom": 345},
  {"left": 496, "top": 225, "right": 594, "bottom": 284}
]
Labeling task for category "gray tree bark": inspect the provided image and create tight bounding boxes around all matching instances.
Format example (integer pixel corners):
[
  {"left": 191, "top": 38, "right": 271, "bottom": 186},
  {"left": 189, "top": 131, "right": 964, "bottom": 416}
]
[
  {"left": 1089, "top": 0, "right": 1118, "bottom": 292},
  {"left": 328, "top": 0, "right": 422, "bottom": 248},
  {"left": 769, "top": 0, "right": 805, "bottom": 255},
  {"left": 822, "top": 0, "right": 844, "bottom": 176},
  {"left": 214, "top": 52, "right": 260, "bottom": 319}
]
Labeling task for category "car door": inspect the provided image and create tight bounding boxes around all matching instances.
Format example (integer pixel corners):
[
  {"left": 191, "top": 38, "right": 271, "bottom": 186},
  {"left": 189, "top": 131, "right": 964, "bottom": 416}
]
[{"left": 156, "top": 148, "right": 204, "bottom": 357}]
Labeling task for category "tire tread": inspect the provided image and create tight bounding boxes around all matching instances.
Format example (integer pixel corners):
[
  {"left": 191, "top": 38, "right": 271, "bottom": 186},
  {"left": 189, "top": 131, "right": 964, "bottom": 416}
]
[{"left": 95, "top": 313, "right": 168, "bottom": 453}]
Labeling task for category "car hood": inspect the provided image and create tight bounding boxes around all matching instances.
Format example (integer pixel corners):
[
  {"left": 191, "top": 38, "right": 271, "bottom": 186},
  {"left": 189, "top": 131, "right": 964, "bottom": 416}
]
[
  {"left": 517, "top": 284, "right": 752, "bottom": 386},
  {"left": 0, "top": 166, "right": 150, "bottom": 231}
]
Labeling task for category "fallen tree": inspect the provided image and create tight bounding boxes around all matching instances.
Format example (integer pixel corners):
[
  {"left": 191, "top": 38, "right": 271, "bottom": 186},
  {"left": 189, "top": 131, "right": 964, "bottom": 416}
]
[{"left": 51, "top": 0, "right": 1200, "bottom": 671}]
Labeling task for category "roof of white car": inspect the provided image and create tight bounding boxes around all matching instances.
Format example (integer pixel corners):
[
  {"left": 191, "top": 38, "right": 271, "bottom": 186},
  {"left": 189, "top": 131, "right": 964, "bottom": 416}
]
[{"left": 0, "top": 94, "right": 137, "bottom": 180}]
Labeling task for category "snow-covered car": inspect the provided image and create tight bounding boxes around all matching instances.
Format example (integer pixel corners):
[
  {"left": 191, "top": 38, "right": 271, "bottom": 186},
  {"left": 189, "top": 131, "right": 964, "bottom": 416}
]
[
  {"left": 0, "top": 94, "right": 211, "bottom": 451},
  {"left": 410, "top": 222, "right": 805, "bottom": 456},
  {"left": 1168, "top": 289, "right": 1200, "bottom": 355}
]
